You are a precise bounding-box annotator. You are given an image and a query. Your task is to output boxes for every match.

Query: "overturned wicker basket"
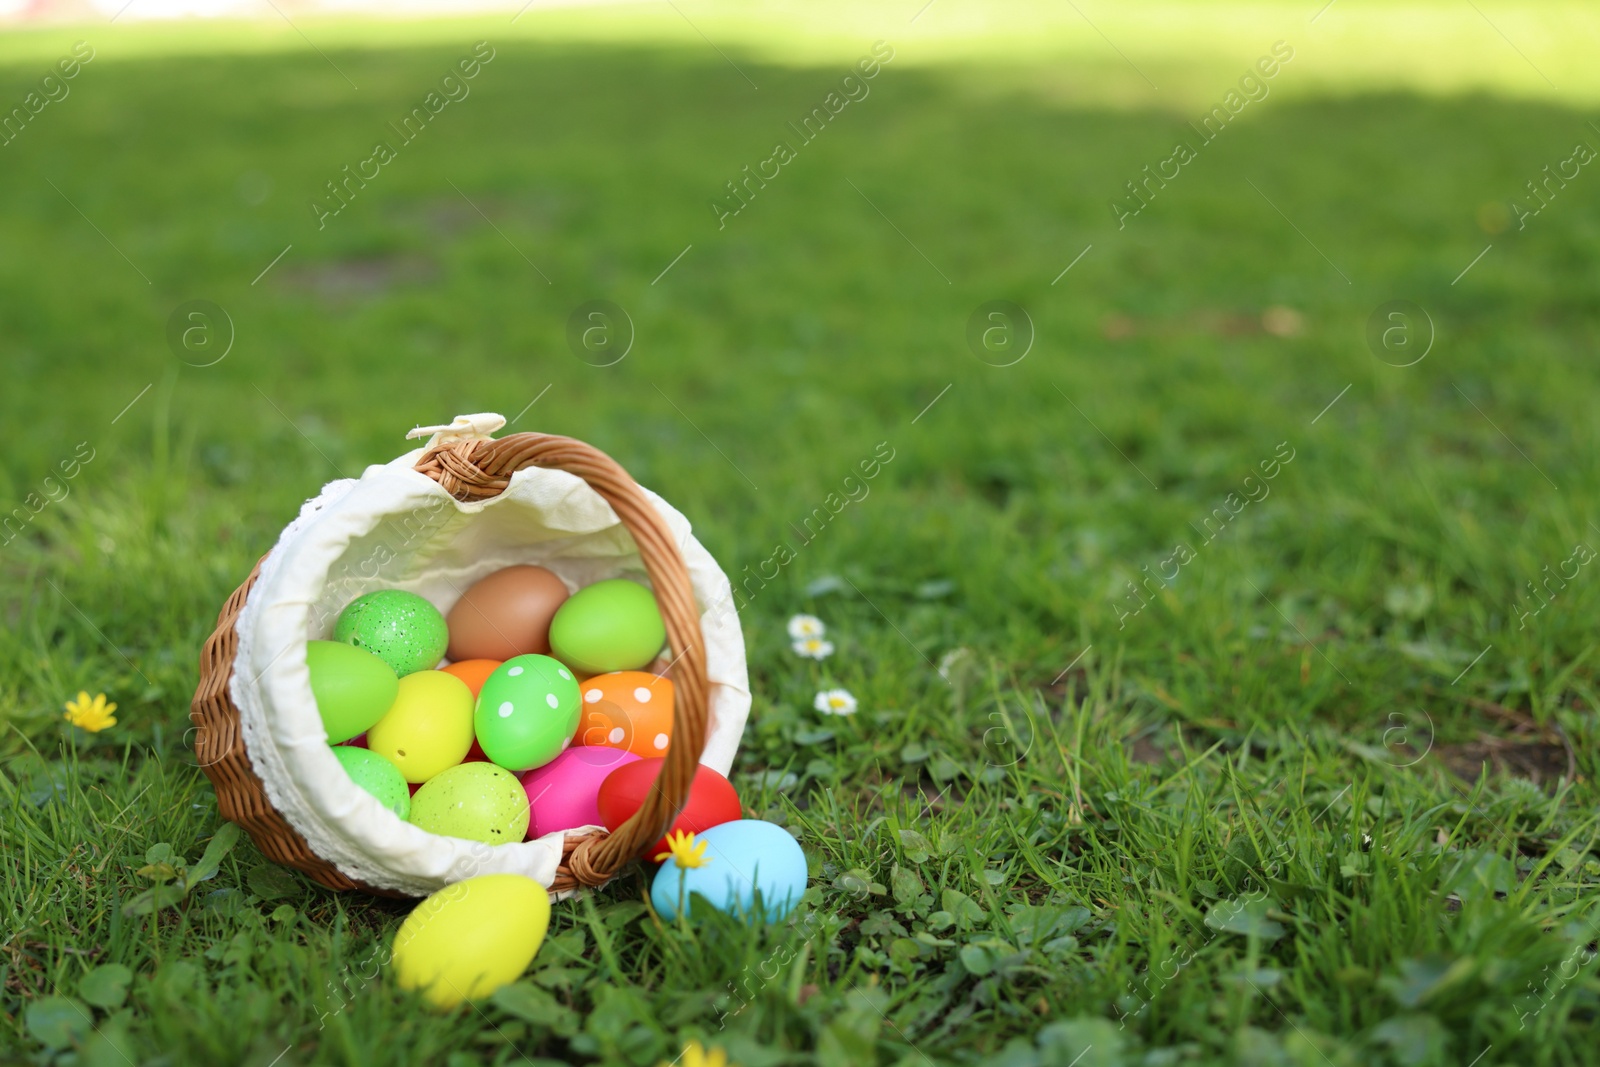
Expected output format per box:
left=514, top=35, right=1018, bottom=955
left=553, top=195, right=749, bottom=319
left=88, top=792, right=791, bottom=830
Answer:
left=191, top=430, right=716, bottom=896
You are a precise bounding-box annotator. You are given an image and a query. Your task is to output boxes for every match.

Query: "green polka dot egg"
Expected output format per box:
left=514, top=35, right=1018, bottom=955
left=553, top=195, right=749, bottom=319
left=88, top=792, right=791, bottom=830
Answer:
left=333, top=590, right=449, bottom=677
left=474, top=654, right=581, bottom=771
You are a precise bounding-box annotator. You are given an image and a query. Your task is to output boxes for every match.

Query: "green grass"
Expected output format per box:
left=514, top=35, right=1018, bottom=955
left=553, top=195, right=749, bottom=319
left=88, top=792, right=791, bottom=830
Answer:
left=3, top=2, right=1600, bottom=1064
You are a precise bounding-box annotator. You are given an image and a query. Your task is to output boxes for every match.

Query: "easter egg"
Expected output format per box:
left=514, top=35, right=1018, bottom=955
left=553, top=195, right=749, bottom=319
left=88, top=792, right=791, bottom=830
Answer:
left=367, top=670, right=474, bottom=783
left=575, top=671, right=674, bottom=758
left=520, top=747, right=640, bottom=839
left=392, top=874, right=551, bottom=1008
left=305, top=639, right=398, bottom=744
left=333, top=589, right=449, bottom=677
left=440, top=659, right=501, bottom=764
left=548, top=579, right=666, bottom=675
left=331, top=745, right=411, bottom=820
left=650, top=820, right=807, bottom=922
left=445, top=663, right=500, bottom=768
left=442, top=659, right=502, bottom=698
left=409, top=762, right=530, bottom=844
left=446, top=566, right=570, bottom=662
left=473, top=655, right=581, bottom=771
left=597, top=757, right=741, bottom=859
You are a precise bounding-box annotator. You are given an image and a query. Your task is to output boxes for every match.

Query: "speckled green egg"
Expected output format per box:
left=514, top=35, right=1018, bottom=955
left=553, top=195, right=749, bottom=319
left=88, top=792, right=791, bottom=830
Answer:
left=547, top=579, right=666, bottom=674
left=333, top=590, right=449, bottom=677
left=474, top=655, right=581, bottom=771
left=331, top=745, right=411, bottom=820
left=409, top=762, right=530, bottom=844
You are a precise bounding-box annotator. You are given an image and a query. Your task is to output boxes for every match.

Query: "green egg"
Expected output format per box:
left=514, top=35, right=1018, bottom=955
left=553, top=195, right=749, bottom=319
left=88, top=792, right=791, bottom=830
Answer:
left=333, top=590, right=449, bottom=677
left=474, top=655, right=581, bottom=771
left=547, top=579, right=666, bottom=675
left=306, top=639, right=399, bottom=743
left=409, top=762, right=530, bottom=844
left=331, top=745, right=411, bottom=820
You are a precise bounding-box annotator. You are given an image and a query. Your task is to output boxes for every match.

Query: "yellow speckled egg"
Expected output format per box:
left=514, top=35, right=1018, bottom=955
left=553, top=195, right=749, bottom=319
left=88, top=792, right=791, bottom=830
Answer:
left=392, top=873, right=551, bottom=1008
left=367, top=670, right=474, bottom=783
left=409, top=762, right=530, bottom=844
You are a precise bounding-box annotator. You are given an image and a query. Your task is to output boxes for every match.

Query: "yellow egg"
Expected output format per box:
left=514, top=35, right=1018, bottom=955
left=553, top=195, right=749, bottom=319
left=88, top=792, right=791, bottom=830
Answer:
left=392, top=874, right=551, bottom=1008
left=367, top=670, right=473, bottom=783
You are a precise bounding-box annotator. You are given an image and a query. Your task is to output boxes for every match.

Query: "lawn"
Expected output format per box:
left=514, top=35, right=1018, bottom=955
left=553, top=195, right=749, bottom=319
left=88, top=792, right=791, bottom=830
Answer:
left=3, top=1, right=1600, bottom=1064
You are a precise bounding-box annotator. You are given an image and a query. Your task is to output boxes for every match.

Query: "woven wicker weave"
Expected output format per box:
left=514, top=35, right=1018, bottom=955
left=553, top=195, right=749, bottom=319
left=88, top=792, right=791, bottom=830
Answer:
left=190, top=432, right=709, bottom=895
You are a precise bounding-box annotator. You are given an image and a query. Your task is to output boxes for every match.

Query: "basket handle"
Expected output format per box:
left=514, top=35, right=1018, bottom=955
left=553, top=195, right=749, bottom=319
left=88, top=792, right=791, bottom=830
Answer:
left=414, top=432, right=710, bottom=890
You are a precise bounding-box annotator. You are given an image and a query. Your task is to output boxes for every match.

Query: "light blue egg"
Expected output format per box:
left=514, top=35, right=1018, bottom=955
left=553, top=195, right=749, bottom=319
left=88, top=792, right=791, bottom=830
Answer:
left=650, top=820, right=807, bottom=922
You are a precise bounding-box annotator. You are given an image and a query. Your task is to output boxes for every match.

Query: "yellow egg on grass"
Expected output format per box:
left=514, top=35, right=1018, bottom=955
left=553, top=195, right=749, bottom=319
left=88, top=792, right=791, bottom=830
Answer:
left=392, top=874, right=551, bottom=1008
left=367, top=670, right=474, bottom=783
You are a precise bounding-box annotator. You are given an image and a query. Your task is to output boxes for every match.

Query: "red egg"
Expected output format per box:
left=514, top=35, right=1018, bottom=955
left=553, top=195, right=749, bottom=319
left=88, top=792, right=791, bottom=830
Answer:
left=596, top=757, right=741, bottom=860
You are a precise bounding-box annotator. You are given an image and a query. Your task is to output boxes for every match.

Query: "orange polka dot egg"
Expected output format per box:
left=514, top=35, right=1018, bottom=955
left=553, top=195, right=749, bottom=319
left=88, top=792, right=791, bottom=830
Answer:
left=575, top=671, right=674, bottom=757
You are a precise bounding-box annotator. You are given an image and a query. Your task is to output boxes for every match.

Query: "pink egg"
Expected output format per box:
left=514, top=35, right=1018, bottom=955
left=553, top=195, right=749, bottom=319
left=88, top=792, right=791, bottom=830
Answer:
left=520, top=747, right=640, bottom=840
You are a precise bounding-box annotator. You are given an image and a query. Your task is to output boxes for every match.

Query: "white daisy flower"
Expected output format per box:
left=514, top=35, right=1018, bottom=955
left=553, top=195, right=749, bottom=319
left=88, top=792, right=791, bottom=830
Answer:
left=813, top=688, right=858, bottom=716
left=792, top=637, right=835, bottom=660
left=788, top=614, right=826, bottom=639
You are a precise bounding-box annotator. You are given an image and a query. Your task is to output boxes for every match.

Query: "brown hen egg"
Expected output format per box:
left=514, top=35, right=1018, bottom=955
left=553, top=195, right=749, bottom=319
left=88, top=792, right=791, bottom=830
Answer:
left=446, top=566, right=570, bottom=662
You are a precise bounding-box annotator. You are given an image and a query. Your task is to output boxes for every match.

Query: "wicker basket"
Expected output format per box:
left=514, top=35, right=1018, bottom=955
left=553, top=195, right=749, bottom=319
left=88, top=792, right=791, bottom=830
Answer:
left=190, top=427, right=735, bottom=896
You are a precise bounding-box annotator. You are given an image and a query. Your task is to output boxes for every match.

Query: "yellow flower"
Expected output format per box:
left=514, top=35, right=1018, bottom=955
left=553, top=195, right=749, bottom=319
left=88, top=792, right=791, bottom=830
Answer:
left=662, top=1041, right=729, bottom=1067
left=64, top=691, right=117, bottom=733
left=654, top=829, right=710, bottom=869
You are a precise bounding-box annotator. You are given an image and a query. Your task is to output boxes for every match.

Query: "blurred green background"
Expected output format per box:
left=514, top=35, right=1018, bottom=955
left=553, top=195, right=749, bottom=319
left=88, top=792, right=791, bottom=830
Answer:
left=3, top=2, right=1600, bottom=1064
left=4, top=0, right=1598, bottom=742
